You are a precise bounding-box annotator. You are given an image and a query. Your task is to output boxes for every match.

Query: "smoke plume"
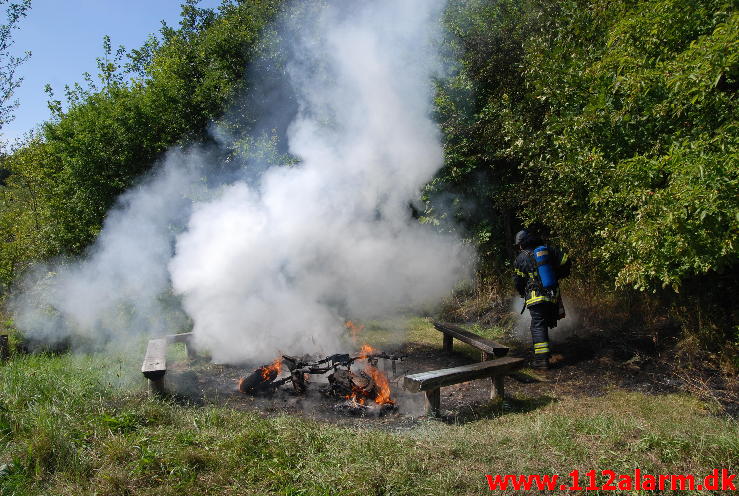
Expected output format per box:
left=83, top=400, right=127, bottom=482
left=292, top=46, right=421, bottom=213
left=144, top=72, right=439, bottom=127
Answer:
left=11, top=0, right=474, bottom=363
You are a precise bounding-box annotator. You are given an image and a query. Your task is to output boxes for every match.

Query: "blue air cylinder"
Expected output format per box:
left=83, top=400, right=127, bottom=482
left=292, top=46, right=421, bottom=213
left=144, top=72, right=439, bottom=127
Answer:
left=533, top=245, right=557, bottom=289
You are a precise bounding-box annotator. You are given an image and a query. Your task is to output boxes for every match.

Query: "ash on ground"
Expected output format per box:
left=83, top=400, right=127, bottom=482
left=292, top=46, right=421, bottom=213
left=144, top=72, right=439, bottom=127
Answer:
left=161, top=329, right=735, bottom=429
left=164, top=355, right=427, bottom=429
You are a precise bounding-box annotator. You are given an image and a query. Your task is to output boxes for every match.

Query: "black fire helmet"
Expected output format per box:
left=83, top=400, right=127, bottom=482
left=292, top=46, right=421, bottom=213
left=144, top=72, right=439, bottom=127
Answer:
left=514, top=229, right=529, bottom=246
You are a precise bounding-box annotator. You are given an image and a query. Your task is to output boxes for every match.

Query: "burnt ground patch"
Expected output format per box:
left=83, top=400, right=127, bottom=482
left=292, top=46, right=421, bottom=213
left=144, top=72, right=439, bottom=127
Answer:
left=160, top=319, right=738, bottom=428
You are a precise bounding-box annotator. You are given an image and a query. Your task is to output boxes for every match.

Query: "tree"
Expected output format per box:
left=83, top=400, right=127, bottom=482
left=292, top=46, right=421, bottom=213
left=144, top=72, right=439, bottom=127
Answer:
left=0, top=0, right=30, bottom=131
left=0, top=0, right=284, bottom=264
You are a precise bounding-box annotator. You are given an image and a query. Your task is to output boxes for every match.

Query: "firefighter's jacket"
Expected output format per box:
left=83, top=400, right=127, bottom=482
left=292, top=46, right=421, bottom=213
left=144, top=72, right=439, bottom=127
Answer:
left=513, top=246, right=571, bottom=306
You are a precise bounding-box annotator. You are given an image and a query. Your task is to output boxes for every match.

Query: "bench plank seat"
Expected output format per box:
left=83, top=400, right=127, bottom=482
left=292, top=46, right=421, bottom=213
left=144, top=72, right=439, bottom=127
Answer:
left=141, top=338, right=167, bottom=378
left=404, top=356, right=524, bottom=392
left=141, top=338, right=168, bottom=394
left=141, top=333, right=198, bottom=395
left=404, top=356, right=525, bottom=416
left=165, top=332, right=193, bottom=344
left=433, top=321, right=509, bottom=359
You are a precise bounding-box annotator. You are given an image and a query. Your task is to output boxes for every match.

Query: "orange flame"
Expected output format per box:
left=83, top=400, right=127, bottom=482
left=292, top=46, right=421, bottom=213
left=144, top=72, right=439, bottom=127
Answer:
left=345, top=320, right=365, bottom=341
left=345, top=393, right=366, bottom=406
left=358, top=343, right=376, bottom=360
left=342, top=345, right=394, bottom=406
left=261, top=357, right=282, bottom=381
left=366, top=365, right=394, bottom=405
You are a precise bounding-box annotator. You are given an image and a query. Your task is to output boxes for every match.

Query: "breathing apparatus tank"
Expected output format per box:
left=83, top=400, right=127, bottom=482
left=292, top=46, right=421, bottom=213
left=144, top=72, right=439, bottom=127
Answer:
left=533, top=245, right=557, bottom=289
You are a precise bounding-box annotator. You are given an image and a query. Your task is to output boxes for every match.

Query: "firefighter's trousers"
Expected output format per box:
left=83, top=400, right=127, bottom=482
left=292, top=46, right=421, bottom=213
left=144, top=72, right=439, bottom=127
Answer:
left=528, top=302, right=557, bottom=358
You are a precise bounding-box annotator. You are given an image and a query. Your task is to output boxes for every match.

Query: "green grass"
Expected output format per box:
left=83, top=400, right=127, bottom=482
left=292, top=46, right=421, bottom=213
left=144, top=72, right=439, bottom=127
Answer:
left=0, top=321, right=737, bottom=495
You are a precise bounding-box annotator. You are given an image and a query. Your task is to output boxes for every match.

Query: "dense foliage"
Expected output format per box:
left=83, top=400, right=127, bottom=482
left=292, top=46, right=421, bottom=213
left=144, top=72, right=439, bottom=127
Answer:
left=0, top=0, right=736, bottom=355
left=436, top=0, right=737, bottom=290
left=0, top=0, right=282, bottom=281
left=433, top=0, right=737, bottom=354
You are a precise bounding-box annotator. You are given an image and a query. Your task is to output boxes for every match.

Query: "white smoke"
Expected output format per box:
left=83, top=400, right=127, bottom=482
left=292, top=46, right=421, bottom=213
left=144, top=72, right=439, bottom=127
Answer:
left=11, top=0, right=474, bottom=363
left=10, top=149, right=209, bottom=347
left=512, top=296, right=582, bottom=346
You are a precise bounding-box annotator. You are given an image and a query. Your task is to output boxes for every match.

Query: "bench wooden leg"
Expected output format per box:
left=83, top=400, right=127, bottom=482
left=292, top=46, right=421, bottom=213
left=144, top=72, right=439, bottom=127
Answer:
left=443, top=334, right=453, bottom=353
left=185, top=343, right=197, bottom=360
left=148, top=376, right=166, bottom=396
left=425, top=388, right=441, bottom=416
left=0, top=334, right=8, bottom=362
left=490, top=375, right=505, bottom=399
left=481, top=351, right=489, bottom=361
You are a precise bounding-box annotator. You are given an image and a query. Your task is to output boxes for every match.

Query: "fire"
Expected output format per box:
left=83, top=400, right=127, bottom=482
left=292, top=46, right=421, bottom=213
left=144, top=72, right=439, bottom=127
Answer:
left=366, top=365, right=394, bottom=405
left=341, top=344, right=395, bottom=406
left=345, top=393, right=366, bottom=406
left=261, top=356, right=283, bottom=381
left=358, top=343, right=376, bottom=360
left=344, top=320, right=365, bottom=341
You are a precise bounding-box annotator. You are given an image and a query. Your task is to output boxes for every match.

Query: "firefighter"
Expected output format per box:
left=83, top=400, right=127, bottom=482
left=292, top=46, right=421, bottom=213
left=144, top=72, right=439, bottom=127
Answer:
left=513, top=229, right=571, bottom=369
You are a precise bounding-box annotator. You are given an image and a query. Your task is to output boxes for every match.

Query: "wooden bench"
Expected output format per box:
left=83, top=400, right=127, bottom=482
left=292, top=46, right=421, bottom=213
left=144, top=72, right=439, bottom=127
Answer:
left=0, top=334, right=8, bottom=362
left=403, top=356, right=525, bottom=416
left=141, top=332, right=195, bottom=395
left=433, top=321, right=509, bottom=360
